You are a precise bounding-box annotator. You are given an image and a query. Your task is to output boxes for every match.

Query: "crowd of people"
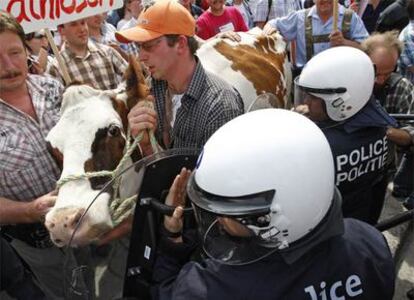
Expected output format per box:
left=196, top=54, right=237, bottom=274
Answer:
left=1, top=0, right=414, bottom=298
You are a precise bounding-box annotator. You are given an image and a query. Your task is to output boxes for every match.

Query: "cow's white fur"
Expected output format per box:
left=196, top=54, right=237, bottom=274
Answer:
left=46, top=86, right=126, bottom=236
left=197, top=30, right=290, bottom=110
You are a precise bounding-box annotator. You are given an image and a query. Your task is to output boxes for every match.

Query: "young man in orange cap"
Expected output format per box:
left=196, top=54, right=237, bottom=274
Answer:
left=116, top=0, right=244, bottom=154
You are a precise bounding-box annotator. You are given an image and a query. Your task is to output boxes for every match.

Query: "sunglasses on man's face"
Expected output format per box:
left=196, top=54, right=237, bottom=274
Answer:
left=25, top=32, right=46, bottom=40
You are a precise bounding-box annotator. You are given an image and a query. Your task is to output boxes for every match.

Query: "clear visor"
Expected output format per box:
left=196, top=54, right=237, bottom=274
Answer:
left=293, top=77, right=347, bottom=111
left=193, top=205, right=280, bottom=265
left=188, top=175, right=280, bottom=265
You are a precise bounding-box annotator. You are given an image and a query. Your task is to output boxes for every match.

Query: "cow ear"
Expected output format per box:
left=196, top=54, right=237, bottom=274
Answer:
left=46, top=142, right=64, bottom=171
left=124, top=55, right=151, bottom=110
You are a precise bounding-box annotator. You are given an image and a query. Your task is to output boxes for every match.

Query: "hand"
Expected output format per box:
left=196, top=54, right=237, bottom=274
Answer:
left=217, top=31, right=241, bottom=42
left=349, top=2, right=359, bottom=13
left=329, top=30, right=345, bottom=47
left=263, top=23, right=277, bottom=35
left=293, top=104, right=310, bottom=116
left=97, top=216, right=133, bottom=246
left=163, top=168, right=192, bottom=238
left=30, top=191, right=57, bottom=222
left=386, top=127, right=412, bottom=146
left=127, top=96, right=158, bottom=153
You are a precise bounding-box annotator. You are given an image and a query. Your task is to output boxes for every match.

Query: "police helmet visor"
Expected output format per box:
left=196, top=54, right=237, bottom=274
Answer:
left=188, top=174, right=279, bottom=265
left=293, top=77, right=347, bottom=108
left=192, top=205, right=280, bottom=265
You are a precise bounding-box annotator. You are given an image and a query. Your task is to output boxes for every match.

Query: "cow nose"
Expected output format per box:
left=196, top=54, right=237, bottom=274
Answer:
left=46, top=207, right=86, bottom=235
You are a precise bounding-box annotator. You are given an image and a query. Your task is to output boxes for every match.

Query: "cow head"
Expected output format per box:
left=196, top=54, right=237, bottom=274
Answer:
left=45, top=58, right=150, bottom=247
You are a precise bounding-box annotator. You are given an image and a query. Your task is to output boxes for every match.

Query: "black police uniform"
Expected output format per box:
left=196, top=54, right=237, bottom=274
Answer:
left=318, top=99, right=395, bottom=224
left=151, top=218, right=394, bottom=300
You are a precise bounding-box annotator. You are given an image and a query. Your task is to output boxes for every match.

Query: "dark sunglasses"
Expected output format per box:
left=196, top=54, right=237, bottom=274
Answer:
left=25, top=32, right=46, bottom=40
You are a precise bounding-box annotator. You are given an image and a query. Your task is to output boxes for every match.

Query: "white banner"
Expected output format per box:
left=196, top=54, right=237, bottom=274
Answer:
left=0, top=0, right=124, bottom=33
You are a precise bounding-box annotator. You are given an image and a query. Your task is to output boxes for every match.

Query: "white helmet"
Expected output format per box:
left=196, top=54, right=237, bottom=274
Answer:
left=295, top=46, right=375, bottom=121
left=187, top=109, right=336, bottom=265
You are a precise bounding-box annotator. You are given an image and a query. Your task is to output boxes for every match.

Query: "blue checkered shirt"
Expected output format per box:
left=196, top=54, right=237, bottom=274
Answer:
left=152, top=60, right=244, bottom=149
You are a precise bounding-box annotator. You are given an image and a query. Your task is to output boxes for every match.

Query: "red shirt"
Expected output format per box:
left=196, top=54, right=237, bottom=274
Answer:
left=196, top=7, right=248, bottom=40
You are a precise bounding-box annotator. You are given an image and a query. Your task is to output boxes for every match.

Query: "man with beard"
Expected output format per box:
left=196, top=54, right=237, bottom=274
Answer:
left=0, top=11, right=66, bottom=299
left=362, top=31, right=414, bottom=208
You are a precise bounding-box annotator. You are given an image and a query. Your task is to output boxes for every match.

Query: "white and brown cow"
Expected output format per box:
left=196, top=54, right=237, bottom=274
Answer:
left=198, top=29, right=291, bottom=110
left=44, top=59, right=149, bottom=247
left=44, top=29, right=291, bottom=247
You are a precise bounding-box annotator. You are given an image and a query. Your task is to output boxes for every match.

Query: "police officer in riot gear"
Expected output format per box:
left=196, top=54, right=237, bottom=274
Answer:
left=152, top=109, right=395, bottom=300
left=295, top=46, right=397, bottom=225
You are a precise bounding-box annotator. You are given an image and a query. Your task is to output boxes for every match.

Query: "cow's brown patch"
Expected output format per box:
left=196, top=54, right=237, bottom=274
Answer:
left=47, top=142, right=64, bottom=170
left=84, top=127, right=126, bottom=190
left=214, top=36, right=287, bottom=108
left=110, top=97, right=129, bottom=132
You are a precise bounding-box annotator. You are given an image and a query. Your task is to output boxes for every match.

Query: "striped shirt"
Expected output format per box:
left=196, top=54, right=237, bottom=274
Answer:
left=254, top=0, right=299, bottom=23
left=48, top=41, right=127, bottom=90
left=152, top=60, right=244, bottom=149
left=0, top=75, right=63, bottom=202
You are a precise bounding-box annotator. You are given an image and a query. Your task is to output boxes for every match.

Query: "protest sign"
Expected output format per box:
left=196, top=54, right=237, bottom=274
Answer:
left=0, top=0, right=123, bottom=33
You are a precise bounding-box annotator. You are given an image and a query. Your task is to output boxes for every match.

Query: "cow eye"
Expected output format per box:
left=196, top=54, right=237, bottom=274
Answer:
left=107, top=124, right=121, bottom=137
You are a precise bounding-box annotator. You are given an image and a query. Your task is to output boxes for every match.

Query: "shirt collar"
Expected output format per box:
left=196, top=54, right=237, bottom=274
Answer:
left=310, top=4, right=345, bottom=19
left=65, top=40, right=99, bottom=59
left=183, top=58, right=206, bottom=102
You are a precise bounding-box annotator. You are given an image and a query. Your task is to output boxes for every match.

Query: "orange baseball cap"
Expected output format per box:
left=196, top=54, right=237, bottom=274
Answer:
left=115, top=0, right=196, bottom=43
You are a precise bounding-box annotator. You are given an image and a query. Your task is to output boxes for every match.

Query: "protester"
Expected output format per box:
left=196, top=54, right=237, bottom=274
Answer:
left=376, top=0, right=409, bottom=33
left=350, top=0, right=388, bottom=33
left=151, top=109, right=395, bottom=300
left=48, top=18, right=127, bottom=89
left=196, top=0, right=249, bottom=40
left=263, top=0, right=368, bottom=75
left=117, top=0, right=142, bottom=30
left=226, top=0, right=254, bottom=29
left=180, top=0, right=204, bottom=20
left=295, top=46, right=397, bottom=224
left=361, top=31, right=414, bottom=142
left=116, top=0, right=244, bottom=154
left=86, top=13, right=118, bottom=45
left=362, top=31, right=414, bottom=209
left=398, top=0, right=414, bottom=83
left=0, top=11, right=66, bottom=299
left=254, top=0, right=300, bottom=28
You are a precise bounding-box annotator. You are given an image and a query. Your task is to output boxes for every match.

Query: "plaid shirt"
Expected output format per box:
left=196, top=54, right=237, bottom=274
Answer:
left=0, top=75, right=62, bottom=202
left=48, top=41, right=127, bottom=90
left=375, top=73, right=414, bottom=114
left=398, top=21, right=414, bottom=83
left=374, top=73, right=414, bottom=143
left=152, top=60, right=244, bottom=149
left=254, top=0, right=299, bottom=22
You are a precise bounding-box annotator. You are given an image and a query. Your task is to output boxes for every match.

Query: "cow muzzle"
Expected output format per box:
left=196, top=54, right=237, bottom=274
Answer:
left=45, top=206, right=112, bottom=247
